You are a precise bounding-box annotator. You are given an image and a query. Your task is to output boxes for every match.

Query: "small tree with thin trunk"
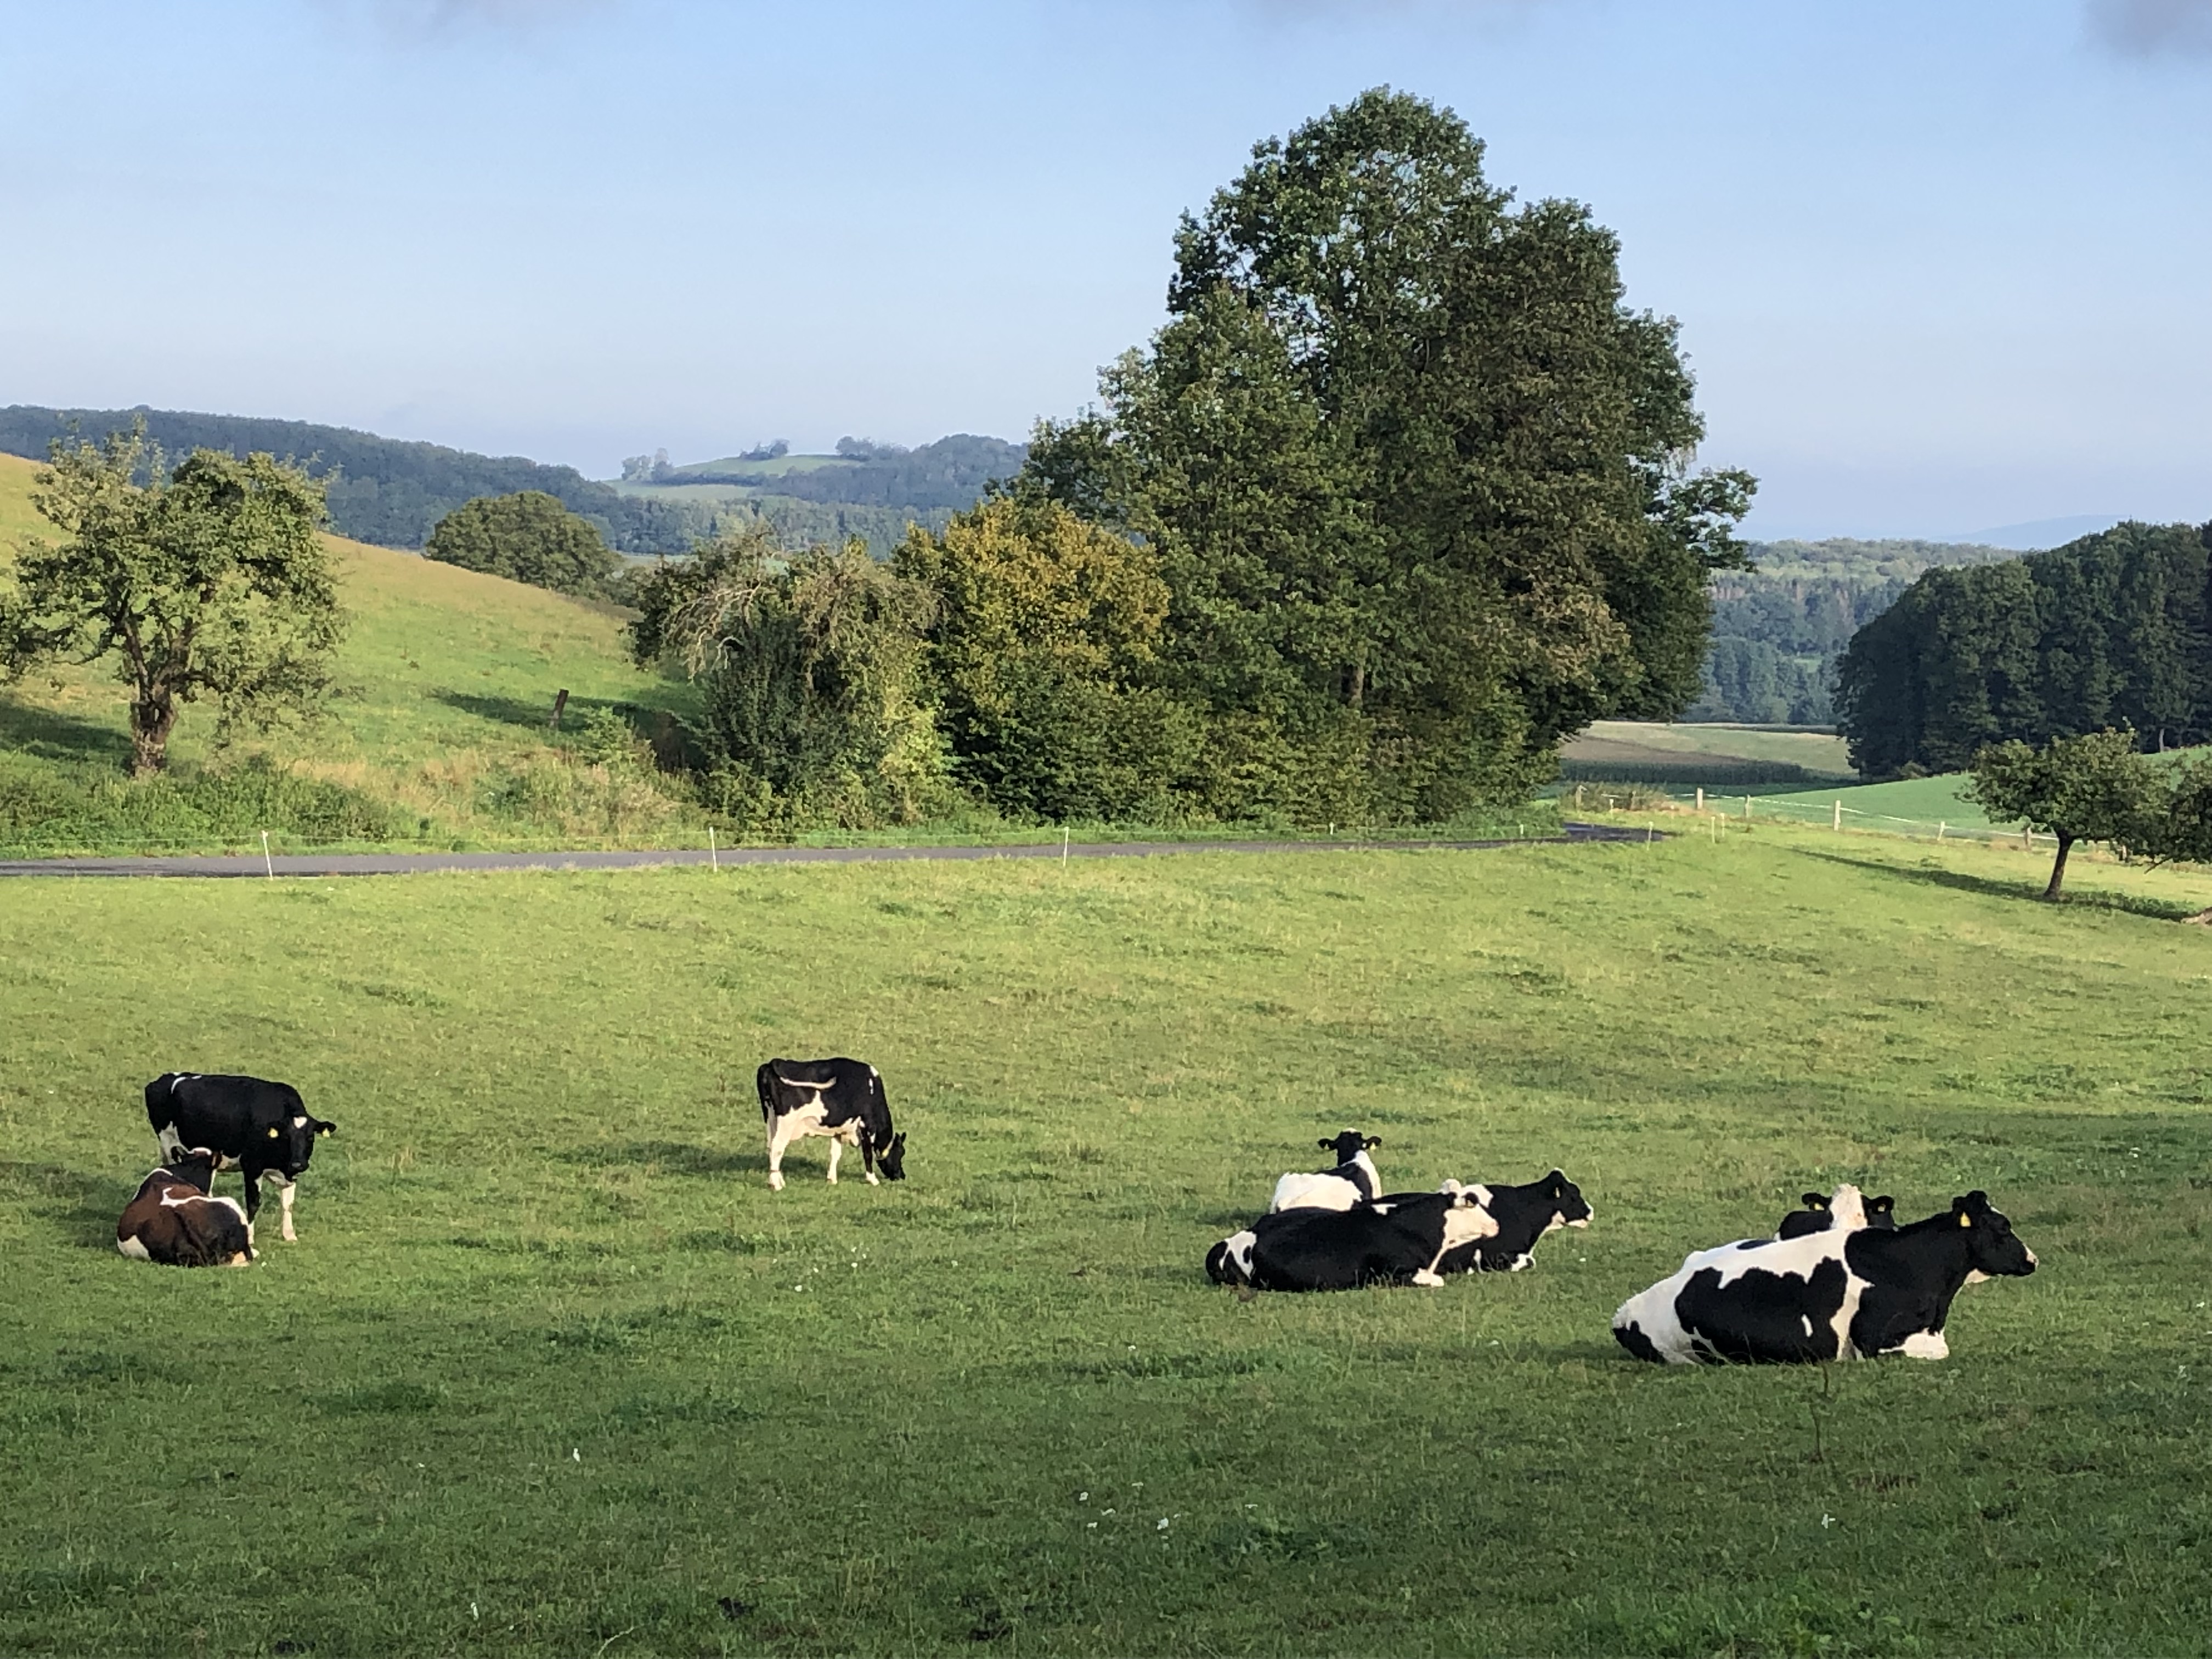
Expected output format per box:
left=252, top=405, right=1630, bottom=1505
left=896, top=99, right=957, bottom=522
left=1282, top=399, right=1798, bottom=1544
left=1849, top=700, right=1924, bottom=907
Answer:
left=1965, top=729, right=2158, bottom=900
left=0, top=424, right=342, bottom=775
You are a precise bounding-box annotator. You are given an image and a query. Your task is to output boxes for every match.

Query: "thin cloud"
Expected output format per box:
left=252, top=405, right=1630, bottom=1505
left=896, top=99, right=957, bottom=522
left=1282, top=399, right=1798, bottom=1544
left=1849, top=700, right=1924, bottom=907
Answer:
left=2086, top=0, right=2212, bottom=56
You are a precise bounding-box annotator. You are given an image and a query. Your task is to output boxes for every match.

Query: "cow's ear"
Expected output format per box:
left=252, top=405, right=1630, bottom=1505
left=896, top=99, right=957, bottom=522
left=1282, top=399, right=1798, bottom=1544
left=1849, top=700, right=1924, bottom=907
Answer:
left=317, top=1122, right=335, bottom=1137
left=1317, top=1138, right=1334, bottom=1150
left=1364, top=1136, right=1382, bottom=1149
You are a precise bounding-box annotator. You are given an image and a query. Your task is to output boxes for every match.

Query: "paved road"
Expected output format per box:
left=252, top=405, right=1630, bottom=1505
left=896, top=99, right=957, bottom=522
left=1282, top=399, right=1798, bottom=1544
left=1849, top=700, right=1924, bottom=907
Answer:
left=0, top=822, right=1656, bottom=878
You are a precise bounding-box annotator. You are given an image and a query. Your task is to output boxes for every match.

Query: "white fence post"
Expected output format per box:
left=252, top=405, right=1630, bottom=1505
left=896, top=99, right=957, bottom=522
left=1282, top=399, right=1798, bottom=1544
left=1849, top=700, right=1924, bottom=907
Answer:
left=261, top=830, right=274, bottom=881
left=1743, top=796, right=1752, bottom=821
left=709, top=826, right=718, bottom=871
left=1937, top=821, right=1945, bottom=843
left=1696, top=787, right=1705, bottom=814
left=1832, top=800, right=1842, bottom=832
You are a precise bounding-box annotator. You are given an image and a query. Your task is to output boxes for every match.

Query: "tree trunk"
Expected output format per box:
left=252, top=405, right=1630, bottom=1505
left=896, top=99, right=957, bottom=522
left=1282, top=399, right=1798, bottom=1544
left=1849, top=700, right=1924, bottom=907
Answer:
left=129, top=695, right=176, bottom=775
left=2042, top=832, right=2074, bottom=900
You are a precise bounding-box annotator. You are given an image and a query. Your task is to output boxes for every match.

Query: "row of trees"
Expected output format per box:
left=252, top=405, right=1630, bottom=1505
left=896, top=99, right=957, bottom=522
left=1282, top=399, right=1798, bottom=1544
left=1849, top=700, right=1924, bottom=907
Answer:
left=627, top=90, right=1755, bottom=827
left=1837, top=521, right=2212, bottom=776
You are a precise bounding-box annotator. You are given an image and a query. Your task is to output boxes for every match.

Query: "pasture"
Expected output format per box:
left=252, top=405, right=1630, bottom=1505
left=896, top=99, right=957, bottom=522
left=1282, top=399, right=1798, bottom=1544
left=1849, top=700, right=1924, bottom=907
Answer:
left=2, top=828, right=2209, bottom=1655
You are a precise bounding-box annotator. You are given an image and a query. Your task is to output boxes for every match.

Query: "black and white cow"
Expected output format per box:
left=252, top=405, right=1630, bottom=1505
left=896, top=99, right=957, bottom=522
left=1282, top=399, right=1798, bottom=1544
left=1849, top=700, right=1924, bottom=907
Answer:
left=757, top=1058, right=905, bottom=1192
left=1432, top=1170, right=1594, bottom=1273
left=1206, top=1185, right=1499, bottom=1291
left=116, top=1150, right=254, bottom=1268
left=145, top=1074, right=336, bottom=1243
left=1268, top=1130, right=1383, bottom=1213
left=1612, top=1189, right=2037, bottom=1365
left=1775, top=1188, right=1895, bottom=1240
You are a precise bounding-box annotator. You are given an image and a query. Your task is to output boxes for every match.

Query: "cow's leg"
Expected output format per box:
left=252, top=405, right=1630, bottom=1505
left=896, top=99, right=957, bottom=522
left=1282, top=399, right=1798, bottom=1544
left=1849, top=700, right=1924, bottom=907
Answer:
left=826, top=1136, right=843, bottom=1184
left=862, top=1135, right=879, bottom=1186
left=766, top=1116, right=788, bottom=1192
left=273, top=1176, right=298, bottom=1243
left=155, top=1124, right=183, bottom=1162
left=240, top=1171, right=264, bottom=1232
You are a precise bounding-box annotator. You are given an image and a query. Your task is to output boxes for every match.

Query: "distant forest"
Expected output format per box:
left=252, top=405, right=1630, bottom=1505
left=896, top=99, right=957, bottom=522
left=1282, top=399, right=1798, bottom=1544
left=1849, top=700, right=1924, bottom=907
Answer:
left=678, top=435, right=1026, bottom=511
left=0, top=406, right=1008, bottom=556
left=1837, top=520, right=2212, bottom=776
left=1688, top=538, right=2021, bottom=724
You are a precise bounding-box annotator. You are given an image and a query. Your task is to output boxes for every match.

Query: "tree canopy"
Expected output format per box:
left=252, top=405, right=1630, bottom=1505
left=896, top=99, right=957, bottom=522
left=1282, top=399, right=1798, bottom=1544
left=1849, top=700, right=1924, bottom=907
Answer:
left=425, top=491, right=621, bottom=597
left=1965, top=729, right=2160, bottom=899
left=1020, top=87, right=1753, bottom=822
left=0, top=424, right=342, bottom=774
left=1836, top=521, right=2212, bottom=776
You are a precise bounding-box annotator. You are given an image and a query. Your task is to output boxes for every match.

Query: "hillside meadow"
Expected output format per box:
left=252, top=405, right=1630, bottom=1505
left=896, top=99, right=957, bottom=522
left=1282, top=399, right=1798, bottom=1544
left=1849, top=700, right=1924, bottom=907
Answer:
left=2, top=824, right=2208, bottom=1655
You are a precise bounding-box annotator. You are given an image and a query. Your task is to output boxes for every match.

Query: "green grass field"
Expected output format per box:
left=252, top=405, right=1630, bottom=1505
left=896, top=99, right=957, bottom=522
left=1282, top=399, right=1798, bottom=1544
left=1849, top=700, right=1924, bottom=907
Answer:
left=3, top=826, right=2208, bottom=1655
left=1751, top=775, right=1991, bottom=833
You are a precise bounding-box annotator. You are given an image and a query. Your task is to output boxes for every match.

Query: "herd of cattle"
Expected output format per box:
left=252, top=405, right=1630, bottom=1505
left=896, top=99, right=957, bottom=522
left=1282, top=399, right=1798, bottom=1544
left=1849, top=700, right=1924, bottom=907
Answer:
left=115, top=1062, right=2036, bottom=1367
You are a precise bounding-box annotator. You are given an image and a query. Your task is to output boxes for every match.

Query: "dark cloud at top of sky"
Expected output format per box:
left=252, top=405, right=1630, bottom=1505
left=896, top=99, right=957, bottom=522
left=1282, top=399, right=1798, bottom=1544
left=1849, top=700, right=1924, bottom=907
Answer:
left=2086, top=0, right=2212, bottom=56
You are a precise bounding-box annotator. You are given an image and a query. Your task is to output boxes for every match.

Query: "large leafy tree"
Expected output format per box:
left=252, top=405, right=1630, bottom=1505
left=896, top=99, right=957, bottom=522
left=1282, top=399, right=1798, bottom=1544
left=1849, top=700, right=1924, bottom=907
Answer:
left=628, top=527, right=947, bottom=825
left=1025, top=88, right=1753, bottom=821
left=0, top=424, right=341, bottom=775
left=425, top=490, right=619, bottom=596
left=895, top=497, right=1197, bottom=821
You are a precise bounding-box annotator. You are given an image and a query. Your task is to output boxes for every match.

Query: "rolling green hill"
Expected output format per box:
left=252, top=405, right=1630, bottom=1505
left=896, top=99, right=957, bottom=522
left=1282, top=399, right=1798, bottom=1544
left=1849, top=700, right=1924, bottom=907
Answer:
left=0, top=450, right=703, bottom=851
left=1560, top=720, right=1856, bottom=786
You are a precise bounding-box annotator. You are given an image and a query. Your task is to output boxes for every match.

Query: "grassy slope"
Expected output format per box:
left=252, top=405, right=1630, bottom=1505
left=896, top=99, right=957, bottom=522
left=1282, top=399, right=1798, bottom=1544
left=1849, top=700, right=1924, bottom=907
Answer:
left=1, top=826, right=2207, bottom=1655
left=1, top=452, right=699, bottom=845
left=1757, top=774, right=1990, bottom=830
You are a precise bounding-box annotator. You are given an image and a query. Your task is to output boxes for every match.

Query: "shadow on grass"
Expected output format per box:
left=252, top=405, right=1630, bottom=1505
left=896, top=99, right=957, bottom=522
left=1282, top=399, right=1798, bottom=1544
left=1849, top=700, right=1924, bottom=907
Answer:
left=432, top=691, right=704, bottom=770
left=0, top=697, right=132, bottom=767
left=564, top=1139, right=766, bottom=1177
left=2, top=1160, right=134, bottom=1252
left=1789, top=846, right=2204, bottom=922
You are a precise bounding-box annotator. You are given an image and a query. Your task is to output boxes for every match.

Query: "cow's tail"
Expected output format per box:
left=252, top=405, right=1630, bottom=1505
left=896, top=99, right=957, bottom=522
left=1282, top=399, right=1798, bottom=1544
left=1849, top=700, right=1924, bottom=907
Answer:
left=754, top=1062, right=777, bottom=1124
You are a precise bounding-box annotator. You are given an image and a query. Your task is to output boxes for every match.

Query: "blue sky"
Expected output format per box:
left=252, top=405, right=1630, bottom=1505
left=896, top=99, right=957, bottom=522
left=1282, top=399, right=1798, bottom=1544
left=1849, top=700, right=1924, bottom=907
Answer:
left=1, top=0, right=2205, bottom=539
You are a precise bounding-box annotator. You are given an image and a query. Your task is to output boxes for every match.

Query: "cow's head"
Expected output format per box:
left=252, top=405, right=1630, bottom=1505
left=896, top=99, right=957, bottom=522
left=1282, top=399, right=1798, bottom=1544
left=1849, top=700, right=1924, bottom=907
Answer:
left=269, top=1113, right=336, bottom=1176
left=1866, top=1194, right=1897, bottom=1229
left=1206, top=1230, right=1256, bottom=1286
left=1319, top=1130, right=1380, bottom=1164
left=876, top=1130, right=907, bottom=1182
left=168, top=1147, right=221, bottom=1192
left=1952, top=1192, right=2035, bottom=1276
left=1544, top=1169, right=1593, bottom=1228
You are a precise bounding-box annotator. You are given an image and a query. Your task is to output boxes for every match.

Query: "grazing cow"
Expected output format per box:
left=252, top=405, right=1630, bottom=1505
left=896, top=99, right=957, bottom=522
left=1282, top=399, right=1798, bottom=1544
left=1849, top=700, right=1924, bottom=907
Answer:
left=116, top=1150, right=253, bottom=1267
left=145, top=1074, right=336, bottom=1243
left=1612, top=1189, right=2036, bottom=1365
left=1776, top=1188, right=1895, bottom=1239
left=1433, top=1169, right=1594, bottom=1273
left=757, top=1058, right=905, bottom=1192
left=1268, top=1130, right=1383, bottom=1213
left=1206, top=1185, right=1499, bottom=1291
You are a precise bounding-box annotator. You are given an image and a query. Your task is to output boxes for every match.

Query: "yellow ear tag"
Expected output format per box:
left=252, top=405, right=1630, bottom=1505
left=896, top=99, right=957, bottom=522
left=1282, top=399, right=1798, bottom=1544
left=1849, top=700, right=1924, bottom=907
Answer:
left=269, top=1127, right=280, bottom=1138
left=1958, top=1212, right=1972, bottom=1227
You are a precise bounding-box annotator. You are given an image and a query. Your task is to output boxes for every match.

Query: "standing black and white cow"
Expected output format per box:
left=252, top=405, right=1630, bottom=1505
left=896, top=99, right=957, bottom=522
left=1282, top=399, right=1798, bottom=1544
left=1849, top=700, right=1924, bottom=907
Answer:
left=116, top=1149, right=254, bottom=1268
left=1612, top=1189, right=2037, bottom=1365
left=144, top=1074, right=336, bottom=1243
left=757, top=1058, right=905, bottom=1192
left=1268, top=1130, right=1383, bottom=1212
left=1776, top=1188, right=1895, bottom=1239
left=1206, top=1185, right=1499, bottom=1291
left=1432, top=1170, right=1594, bottom=1273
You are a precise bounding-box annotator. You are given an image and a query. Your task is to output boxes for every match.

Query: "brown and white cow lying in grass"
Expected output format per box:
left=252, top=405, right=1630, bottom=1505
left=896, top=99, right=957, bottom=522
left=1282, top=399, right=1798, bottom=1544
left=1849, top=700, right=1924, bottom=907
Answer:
left=116, top=1150, right=254, bottom=1268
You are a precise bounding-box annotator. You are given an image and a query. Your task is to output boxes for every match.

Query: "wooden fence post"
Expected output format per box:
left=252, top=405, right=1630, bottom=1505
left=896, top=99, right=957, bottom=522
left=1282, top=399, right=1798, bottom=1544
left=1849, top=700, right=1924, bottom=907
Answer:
left=548, top=689, right=569, bottom=730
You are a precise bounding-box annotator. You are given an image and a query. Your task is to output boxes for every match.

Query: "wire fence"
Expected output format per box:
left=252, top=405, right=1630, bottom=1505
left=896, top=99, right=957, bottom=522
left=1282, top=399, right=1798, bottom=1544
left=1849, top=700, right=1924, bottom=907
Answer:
left=1666, top=787, right=2038, bottom=847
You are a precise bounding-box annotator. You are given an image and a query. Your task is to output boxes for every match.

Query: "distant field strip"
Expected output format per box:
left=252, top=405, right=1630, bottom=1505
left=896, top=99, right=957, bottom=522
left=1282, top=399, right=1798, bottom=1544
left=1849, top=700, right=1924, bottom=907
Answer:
left=1559, top=721, right=1856, bottom=785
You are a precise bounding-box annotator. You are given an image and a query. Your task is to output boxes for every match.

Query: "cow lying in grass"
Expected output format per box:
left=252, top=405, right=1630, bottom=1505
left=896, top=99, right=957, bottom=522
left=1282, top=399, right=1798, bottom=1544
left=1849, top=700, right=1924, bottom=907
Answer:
left=1612, top=1188, right=2036, bottom=1364
left=1207, top=1185, right=1498, bottom=1290
left=1268, top=1130, right=1382, bottom=1212
left=1433, top=1171, right=1594, bottom=1273
left=1775, top=1188, right=1895, bottom=1239
left=116, top=1150, right=253, bottom=1268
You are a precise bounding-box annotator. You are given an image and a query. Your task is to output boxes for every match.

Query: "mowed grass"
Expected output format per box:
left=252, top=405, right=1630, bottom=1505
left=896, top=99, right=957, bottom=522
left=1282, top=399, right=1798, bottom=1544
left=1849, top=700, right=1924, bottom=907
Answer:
left=2, top=831, right=2209, bottom=1655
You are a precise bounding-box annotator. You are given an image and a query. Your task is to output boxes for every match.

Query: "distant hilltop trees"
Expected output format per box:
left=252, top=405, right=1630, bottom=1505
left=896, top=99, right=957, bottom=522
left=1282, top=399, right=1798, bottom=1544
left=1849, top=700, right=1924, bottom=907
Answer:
left=0, top=407, right=1023, bottom=557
